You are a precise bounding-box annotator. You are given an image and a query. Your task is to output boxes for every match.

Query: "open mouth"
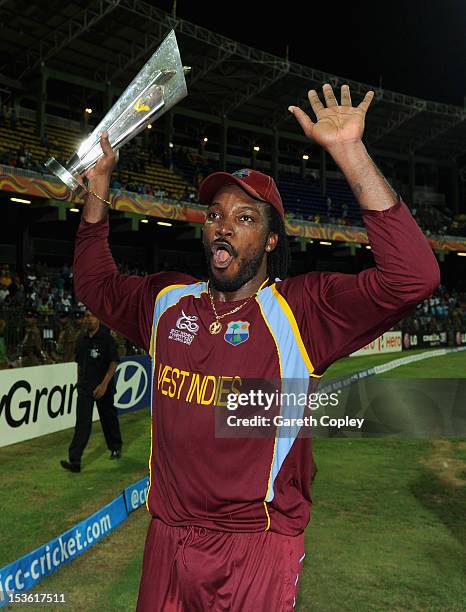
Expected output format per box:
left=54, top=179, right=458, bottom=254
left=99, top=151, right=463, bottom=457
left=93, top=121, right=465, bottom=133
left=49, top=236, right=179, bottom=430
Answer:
left=211, top=241, right=234, bottom=269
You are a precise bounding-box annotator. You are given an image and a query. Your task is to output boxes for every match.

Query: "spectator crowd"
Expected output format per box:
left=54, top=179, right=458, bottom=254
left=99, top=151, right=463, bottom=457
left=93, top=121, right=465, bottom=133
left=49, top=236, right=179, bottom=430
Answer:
left=1, top=257, right=465, bottom=369
left=0, top=262, right=144, bottom=368
left=1, top=110, right=463, bottom=236
left=401, top=285, right=466, bottom=335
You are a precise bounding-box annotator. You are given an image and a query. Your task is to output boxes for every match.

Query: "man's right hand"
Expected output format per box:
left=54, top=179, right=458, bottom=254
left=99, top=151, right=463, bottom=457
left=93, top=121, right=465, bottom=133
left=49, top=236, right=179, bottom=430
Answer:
left=83, top=131, right=118, bottom=199
left=80, top=132, right=118, bottom=222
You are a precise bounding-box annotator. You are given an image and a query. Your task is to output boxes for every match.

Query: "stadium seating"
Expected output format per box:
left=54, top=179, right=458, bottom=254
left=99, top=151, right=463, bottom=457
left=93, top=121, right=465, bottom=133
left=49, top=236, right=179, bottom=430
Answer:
left=172, top=149, right=361, bottom=223
left=0, top=118, right=195, bottom=200
left=276, top=173, right=361, bottom=223
left=0, top=113, right=461, bottom=234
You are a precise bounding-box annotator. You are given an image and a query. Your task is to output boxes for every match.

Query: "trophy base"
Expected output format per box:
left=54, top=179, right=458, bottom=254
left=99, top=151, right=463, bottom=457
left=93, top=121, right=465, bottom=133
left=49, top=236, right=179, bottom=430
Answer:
left=44, top=157, right=81, bottom=192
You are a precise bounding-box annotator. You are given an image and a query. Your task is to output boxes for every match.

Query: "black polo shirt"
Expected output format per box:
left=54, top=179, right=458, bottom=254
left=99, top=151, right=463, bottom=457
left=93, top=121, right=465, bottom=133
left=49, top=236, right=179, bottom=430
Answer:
left=75, top=326, right=119, bottom=391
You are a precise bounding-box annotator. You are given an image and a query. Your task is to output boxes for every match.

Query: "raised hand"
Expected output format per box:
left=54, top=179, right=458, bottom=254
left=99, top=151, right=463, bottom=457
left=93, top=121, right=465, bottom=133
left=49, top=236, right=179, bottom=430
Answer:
left=289, top=84, right=374, bottom=151
left=80, top=132, right=118, bottom=221
left=84, top=131, right=118, bottom=187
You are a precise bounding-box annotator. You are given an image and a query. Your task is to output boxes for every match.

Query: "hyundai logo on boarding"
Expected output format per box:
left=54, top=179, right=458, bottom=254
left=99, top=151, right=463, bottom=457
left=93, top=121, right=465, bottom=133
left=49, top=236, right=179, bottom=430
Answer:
left=114, top=360, right=149, bottom=410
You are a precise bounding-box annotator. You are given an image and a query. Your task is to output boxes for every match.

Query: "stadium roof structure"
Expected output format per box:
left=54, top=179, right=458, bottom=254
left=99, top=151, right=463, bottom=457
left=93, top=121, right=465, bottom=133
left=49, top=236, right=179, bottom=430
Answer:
left=1, top=0, right=466, bottom=165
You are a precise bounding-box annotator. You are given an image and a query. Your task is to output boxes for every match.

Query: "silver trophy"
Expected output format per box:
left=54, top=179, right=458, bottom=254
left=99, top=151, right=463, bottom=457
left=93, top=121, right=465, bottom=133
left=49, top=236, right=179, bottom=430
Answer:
left=44, top=30, right=189, bottom=192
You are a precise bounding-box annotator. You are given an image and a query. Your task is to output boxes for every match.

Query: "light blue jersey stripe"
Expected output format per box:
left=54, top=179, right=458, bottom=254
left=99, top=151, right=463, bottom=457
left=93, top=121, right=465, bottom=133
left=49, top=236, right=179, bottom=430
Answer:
left=256, top=286, right=310, bottom=502
left=150, top=282, right=207, bottom=414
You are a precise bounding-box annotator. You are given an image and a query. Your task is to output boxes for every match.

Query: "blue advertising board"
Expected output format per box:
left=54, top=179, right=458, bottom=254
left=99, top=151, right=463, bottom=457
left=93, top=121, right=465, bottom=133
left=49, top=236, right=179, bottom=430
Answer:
left=114, top=355, right=151, bottom=415
left=0, top=495, right=128, bottom=607
left=123, top=476, right=150, bottom=513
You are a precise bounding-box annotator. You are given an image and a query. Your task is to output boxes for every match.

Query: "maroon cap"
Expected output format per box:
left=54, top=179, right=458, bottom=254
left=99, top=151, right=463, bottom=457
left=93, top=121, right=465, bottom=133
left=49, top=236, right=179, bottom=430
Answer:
left=198, top=169, right=285, bottom=220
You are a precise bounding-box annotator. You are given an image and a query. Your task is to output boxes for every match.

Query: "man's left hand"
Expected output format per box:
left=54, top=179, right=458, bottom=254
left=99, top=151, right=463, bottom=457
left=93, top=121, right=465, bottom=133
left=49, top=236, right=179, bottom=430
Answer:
left=93, top=382, right=107, bottom=400
left=289, top=84, right=374, bottom=152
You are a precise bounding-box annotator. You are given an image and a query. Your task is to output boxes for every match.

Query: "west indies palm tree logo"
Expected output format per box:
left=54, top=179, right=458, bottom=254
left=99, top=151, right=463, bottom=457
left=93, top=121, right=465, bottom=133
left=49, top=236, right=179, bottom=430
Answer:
left=224, top=321, right=250, bottom=346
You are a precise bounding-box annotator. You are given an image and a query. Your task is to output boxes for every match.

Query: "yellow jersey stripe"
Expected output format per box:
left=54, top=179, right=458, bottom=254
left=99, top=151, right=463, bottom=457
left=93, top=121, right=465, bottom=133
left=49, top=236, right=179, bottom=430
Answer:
left=271, top=284, right=317, bottom=376
left=255, top=294, right=281, bottom=528
left=147, top=282, right=207, bottom=509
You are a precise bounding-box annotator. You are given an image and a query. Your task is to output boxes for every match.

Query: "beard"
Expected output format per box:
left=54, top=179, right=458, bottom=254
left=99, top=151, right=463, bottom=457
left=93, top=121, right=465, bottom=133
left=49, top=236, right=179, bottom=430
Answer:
left=204, top=240, right=267, bottom=293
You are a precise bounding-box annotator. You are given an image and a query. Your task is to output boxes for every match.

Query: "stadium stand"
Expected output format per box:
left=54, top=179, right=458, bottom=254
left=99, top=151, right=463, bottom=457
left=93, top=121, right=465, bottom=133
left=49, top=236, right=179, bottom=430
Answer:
left=0, top=260, right=147, bottom=368
left=0, top=241, right=464, bottom=368
left=1, top=111, right=463, bottom=234
left=0, top=116, right=197, bottom=200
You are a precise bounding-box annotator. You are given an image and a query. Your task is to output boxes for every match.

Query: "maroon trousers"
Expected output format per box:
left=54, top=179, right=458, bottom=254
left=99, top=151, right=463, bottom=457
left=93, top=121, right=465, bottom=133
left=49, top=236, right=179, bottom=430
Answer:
left=136, top=518, right=305, bottom=611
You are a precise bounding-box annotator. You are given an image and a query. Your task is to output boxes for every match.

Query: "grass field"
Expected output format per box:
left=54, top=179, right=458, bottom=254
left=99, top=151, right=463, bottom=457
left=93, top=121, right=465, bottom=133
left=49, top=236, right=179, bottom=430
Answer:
left=1, top=348, right=466, bottom=611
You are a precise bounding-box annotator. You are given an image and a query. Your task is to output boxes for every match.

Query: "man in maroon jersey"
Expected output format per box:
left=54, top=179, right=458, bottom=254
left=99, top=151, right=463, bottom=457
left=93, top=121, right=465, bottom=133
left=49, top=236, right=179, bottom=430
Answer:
left=73, top=84, right=439, bottom=611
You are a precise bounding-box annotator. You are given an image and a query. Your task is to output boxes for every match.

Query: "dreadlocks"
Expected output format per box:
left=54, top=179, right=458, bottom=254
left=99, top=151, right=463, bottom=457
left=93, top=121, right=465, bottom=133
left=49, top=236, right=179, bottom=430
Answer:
left=266, top=205, right=290, bottom=281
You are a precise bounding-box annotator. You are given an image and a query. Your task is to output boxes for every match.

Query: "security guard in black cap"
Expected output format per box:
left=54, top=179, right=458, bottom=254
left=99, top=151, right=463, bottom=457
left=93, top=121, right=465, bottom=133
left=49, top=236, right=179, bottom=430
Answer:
left=61, top=310, right=122, bottom=472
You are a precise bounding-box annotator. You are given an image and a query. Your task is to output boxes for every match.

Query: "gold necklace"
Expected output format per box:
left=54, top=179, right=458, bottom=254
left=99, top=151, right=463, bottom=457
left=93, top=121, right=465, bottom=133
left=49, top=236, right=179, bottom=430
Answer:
left=207, top=289, right=254, bottom=335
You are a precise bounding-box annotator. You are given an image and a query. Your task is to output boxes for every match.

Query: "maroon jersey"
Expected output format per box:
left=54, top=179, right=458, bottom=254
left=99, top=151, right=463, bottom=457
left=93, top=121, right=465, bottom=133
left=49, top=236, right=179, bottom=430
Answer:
left=74, top=201, right=439, bottom=535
